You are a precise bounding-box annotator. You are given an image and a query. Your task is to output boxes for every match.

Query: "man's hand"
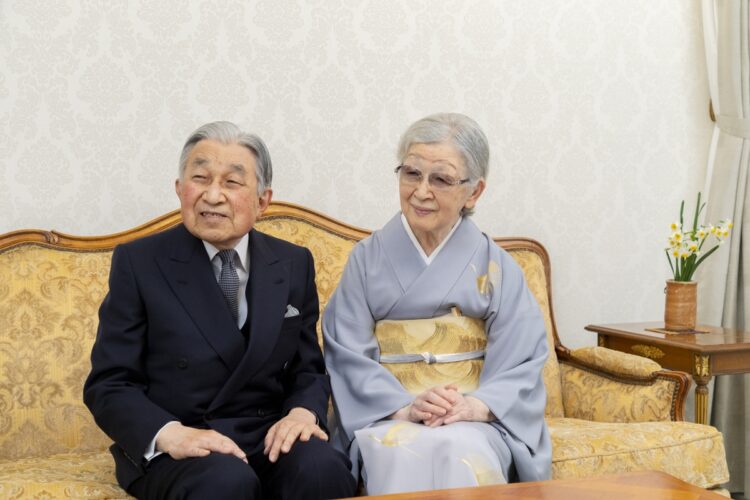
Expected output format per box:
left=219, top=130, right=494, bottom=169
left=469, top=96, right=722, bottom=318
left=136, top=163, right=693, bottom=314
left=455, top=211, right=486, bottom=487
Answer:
left=263, top=407, right=327, bottom=463
left=156, top=422, right=247, bottom=462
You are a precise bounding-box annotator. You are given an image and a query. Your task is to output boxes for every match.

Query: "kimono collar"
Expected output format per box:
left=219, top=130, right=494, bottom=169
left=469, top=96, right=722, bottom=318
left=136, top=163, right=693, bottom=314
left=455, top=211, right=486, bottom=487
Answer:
left=379, top=212, right=484, bottom=301
left=400, top=213, right=463, bottom=265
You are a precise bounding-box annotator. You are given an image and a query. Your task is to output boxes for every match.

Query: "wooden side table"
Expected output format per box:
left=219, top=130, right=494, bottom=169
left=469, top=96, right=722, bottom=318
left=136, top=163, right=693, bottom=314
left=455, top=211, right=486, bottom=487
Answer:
left=585, top=322, right=750, bottom=424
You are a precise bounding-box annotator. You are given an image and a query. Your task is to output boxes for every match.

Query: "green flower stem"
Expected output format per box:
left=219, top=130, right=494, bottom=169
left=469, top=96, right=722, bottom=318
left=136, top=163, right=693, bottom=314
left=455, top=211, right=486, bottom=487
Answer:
left=666, top=249, right=675, bottom=277
left=693, top=244, right=721, bottom=271
left=692, top=192, right=702, bottom=233
left=680, top=200, right=685, bottom=228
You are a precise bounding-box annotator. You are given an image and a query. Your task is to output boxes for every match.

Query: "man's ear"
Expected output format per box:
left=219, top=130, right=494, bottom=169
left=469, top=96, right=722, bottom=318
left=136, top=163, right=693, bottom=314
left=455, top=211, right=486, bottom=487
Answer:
left=175, top=178, right=182, bottom=197
left=258, top=188, right=273, bottom=214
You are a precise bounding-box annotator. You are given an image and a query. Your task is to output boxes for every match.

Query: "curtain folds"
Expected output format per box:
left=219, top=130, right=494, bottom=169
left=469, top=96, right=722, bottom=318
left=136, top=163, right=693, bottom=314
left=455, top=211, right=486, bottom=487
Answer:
left=700, top=0, right=750, bottom=495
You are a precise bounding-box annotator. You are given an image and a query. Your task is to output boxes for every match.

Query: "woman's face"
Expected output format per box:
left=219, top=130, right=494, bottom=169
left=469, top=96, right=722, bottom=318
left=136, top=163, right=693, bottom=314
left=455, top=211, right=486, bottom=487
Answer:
left=398, top=142, right=485, bottom=250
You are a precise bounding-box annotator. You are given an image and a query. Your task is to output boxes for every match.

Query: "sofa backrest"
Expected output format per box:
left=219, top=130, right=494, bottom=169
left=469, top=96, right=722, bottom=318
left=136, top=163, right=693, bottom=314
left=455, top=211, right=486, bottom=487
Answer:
left=0, top=244, right=114, bottom=459
left=0, top=213, right=179, bottom=460
left=0, top=202, right=564, bottom=460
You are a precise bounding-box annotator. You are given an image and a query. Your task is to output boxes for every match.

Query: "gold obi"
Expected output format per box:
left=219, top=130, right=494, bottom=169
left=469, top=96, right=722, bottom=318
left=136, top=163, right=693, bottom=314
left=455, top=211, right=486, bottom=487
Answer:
left=375, top=313, right=487, bottom=395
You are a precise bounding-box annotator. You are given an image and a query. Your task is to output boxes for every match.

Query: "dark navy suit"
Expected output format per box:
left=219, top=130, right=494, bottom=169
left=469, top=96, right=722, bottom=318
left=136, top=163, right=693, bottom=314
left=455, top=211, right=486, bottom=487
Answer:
left=84, top=224, right=354, bottom=499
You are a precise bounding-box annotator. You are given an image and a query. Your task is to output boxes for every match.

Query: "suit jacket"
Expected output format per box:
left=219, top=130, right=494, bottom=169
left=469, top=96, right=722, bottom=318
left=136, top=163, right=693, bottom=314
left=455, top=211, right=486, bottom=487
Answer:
left=83, top=224, right=329, bottom=490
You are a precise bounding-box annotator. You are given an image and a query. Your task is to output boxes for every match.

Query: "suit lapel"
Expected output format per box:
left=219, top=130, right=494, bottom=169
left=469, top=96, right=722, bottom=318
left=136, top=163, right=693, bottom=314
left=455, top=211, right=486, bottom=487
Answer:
left=209, top=230, right=289, bottom=412
left=156, top=225, right=245, bottom=372
left=246, top=230, right=289, bottom=369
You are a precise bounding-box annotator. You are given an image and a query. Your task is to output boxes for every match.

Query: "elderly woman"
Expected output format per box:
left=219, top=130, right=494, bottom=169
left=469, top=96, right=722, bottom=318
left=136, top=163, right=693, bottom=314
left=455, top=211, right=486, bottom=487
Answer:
left=323, top=113, right=551, bottom=494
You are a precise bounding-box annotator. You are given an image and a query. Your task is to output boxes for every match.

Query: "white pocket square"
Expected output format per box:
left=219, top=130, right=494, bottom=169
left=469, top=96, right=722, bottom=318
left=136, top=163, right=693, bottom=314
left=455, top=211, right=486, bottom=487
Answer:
left=284, top=304, right=300, bottom=318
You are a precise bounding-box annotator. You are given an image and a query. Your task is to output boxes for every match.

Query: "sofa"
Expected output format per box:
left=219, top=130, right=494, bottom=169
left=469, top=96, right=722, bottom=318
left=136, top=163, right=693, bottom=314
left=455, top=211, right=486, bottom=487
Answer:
left=0, top=201, right=730, bottom=498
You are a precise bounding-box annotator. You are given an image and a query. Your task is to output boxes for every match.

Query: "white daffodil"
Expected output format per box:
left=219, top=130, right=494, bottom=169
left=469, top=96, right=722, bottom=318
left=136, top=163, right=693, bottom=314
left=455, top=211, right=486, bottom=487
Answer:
left=666, top=193, right=732, bottom=282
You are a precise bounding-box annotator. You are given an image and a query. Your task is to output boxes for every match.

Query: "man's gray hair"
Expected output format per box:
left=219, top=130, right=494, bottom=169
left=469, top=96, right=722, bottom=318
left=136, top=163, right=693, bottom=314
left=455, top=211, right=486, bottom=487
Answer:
left=397, top=113, right=489, bottom=216
left=178, top=121, right=272, bottom=195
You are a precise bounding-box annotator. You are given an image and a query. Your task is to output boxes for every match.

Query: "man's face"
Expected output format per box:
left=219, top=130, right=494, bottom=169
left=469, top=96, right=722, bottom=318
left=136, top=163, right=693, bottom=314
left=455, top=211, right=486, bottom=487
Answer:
left=175, top=139, right=272, bottom=249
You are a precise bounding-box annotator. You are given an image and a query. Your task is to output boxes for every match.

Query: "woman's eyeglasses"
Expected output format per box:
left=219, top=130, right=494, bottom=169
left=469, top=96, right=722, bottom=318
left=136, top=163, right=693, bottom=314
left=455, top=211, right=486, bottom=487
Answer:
left=395, top=165, right=470, bottom=192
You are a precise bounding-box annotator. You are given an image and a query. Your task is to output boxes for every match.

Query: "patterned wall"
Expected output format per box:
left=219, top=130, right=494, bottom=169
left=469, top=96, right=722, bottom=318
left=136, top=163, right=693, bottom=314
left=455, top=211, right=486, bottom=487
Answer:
left=0, top=1, right=711, bottom=348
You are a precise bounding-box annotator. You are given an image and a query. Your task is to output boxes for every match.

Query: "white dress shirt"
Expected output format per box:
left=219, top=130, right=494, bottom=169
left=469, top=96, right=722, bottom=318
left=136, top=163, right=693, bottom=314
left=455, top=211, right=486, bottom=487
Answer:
left=203, top=235, right=251, bottom=329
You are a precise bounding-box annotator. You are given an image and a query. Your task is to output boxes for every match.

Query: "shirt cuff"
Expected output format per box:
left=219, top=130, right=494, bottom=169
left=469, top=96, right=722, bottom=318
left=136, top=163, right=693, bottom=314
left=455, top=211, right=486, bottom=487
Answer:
left=144, top=421, right=179, bottom=462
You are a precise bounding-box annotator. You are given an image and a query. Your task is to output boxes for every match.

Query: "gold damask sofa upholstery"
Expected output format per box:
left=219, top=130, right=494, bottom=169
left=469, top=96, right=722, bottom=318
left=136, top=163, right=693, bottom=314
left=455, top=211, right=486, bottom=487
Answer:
left=0, top=202, right=729, bottom=497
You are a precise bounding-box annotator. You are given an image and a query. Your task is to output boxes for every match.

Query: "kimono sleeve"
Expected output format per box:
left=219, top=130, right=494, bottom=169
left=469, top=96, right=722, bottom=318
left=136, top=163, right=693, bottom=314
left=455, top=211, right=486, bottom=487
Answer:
left=323, top=244, right=413, bottom=442
left=469, top=246, right=551, bottom=481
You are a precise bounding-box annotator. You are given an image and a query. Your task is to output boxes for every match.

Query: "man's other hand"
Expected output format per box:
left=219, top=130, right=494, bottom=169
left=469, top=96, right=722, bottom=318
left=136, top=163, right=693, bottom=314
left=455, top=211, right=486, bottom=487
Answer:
left=263, top=407, right=327, bottom=463
left=156, top=423, right=247, bottom=463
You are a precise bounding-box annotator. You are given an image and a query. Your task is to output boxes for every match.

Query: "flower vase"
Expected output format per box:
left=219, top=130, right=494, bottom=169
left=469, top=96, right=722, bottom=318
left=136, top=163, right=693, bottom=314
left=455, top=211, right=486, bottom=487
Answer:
left=664, top=280, right=697, bottom=331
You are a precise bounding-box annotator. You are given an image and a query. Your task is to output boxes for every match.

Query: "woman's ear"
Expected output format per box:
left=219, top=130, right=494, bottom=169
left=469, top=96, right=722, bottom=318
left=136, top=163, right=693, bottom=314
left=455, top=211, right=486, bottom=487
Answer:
left=463, top=178, right=486, bottom=211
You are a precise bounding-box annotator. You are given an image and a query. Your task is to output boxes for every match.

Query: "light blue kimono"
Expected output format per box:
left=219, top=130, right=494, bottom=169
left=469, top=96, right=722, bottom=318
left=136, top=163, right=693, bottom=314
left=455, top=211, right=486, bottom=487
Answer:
left=323, top=213, right=551, bottom=494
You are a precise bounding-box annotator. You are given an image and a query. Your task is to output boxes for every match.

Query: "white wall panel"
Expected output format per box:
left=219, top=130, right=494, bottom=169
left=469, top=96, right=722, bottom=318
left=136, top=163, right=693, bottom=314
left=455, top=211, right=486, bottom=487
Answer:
left=0, top=1, right=711, bottom=348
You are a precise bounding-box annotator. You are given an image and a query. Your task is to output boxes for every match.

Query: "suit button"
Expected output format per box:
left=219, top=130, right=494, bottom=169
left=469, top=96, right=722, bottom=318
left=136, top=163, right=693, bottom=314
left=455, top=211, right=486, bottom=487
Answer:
left=257, top=409, right=265, bottom=417
left=177, top=358, right=188, bottom=369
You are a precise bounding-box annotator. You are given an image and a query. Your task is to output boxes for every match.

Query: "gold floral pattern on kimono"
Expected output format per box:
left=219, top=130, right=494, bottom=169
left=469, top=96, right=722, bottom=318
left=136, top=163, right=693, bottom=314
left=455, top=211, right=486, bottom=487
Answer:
left=473, top=260, right=500, bottom=296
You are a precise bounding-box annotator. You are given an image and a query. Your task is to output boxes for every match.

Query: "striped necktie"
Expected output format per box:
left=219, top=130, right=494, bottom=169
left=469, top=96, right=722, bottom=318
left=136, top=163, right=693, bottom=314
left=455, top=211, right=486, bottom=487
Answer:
left=217, top=249, right=239, bottom=321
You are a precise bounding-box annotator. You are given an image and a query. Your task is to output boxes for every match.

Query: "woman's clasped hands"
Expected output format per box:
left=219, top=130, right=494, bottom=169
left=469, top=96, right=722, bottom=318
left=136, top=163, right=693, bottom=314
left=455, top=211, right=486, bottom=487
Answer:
left=392, top=384, right=494, bottom=426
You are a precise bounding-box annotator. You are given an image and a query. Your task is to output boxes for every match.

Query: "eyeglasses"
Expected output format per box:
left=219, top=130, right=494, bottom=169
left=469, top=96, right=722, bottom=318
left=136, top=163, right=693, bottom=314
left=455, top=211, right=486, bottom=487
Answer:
left=395, top=165, right=471, bottom=192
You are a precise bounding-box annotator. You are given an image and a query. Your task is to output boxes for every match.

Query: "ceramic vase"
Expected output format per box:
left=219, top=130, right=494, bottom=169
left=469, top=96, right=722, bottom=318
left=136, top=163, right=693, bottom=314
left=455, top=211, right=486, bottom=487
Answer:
left=664, top=280, right=697, bottom=331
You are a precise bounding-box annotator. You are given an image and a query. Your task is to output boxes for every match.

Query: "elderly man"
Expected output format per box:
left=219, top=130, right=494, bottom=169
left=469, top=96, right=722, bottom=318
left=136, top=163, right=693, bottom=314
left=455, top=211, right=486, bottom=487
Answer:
left=84, top=121, right=356, bottom=499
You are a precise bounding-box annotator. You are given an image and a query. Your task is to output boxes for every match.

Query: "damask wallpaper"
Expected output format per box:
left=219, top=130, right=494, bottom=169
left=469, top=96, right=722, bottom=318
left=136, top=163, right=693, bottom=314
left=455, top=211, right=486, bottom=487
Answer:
left=0, top=1, right=711, bottom=349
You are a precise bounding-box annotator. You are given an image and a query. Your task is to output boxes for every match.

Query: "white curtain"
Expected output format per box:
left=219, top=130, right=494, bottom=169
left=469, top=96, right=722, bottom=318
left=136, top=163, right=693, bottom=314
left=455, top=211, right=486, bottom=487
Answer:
left=700, top=0, right=750, bottom=495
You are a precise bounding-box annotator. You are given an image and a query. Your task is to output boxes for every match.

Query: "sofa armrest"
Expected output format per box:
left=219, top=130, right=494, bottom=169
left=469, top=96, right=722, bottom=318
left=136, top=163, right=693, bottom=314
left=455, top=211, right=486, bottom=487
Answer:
left=558, top=346, right=690, bottom=422
left=569, top=346, right=662, bottom=375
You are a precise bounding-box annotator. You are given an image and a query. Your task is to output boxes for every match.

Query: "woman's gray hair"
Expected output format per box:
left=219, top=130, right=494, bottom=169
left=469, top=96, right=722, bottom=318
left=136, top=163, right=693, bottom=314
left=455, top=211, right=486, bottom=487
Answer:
left=397, top=113, right=489, bottom=182
left=178, top=121, right=272, bottom=195
left=397, top=113, right=489, bottom=216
